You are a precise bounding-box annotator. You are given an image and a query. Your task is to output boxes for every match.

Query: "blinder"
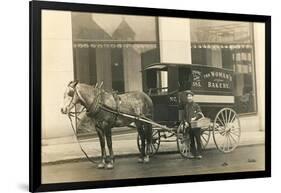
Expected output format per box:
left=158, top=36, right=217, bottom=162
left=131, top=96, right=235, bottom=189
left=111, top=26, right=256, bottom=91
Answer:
left=68, top=80, right=79, bottom=89
left=67, top=88, right=75, bottom=97
left=67, top=80, right=79, bottom=97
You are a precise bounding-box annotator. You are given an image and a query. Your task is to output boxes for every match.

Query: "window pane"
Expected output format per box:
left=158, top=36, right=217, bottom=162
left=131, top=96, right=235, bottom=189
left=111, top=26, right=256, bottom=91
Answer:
left=72, top=12, right=157, bottom=41
left=190, top=19, right=256, bottom=114
left=190, top=19, right=252, bottom=43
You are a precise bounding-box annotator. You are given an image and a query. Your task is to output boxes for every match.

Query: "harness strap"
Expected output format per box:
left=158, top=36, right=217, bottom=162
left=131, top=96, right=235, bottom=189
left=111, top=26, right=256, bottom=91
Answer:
left=75, top=89, right=87, bottom=107
left=87, top=89, right=103, bottom=117
left=112, top=92, right=121, bottom=124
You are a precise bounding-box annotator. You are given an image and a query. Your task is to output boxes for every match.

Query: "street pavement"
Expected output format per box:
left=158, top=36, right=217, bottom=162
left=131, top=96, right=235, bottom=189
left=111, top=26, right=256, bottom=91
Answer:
left=42, top=130, right=265, bottom=164
left=42, top=145, right=265, bottom=184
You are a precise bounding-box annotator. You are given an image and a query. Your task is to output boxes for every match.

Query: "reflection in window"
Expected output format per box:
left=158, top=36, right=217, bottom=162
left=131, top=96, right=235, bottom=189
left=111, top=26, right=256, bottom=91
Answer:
left=72, top=12, right=157, bottom=41
left=71, top=12, right=159, bottom=94
left=190, top=19, right=256, bottom=114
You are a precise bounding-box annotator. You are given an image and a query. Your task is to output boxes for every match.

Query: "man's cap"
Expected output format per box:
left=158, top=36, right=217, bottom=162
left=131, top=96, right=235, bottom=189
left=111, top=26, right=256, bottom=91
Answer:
left=184, top=90, right=194, bottom=96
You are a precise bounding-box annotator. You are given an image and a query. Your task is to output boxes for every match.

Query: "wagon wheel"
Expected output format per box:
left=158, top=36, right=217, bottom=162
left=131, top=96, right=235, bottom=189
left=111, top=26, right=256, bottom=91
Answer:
left=137, top=129, right=161, bottom=156
left=213, top=108, right=241, bottom=153
left=176, top=122, right=190, bottom=158
left=200, top=127, right=211, bottom=149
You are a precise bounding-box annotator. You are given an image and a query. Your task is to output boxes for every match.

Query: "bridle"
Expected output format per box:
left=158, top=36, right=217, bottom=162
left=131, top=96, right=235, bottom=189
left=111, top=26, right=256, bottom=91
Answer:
left=64, top=81, right=80, bottom=112
left=65, top=81, right=103, bottom=116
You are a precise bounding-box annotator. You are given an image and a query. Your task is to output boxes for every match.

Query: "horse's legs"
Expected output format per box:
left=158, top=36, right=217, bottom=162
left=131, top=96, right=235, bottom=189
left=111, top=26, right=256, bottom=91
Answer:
left=96, top=128, right=106, bottom=169
left=105, top=127, right=114, bottom=169
left=136, top=122, right=146, bottom=162
left=144, top=123, right=152, bottom=163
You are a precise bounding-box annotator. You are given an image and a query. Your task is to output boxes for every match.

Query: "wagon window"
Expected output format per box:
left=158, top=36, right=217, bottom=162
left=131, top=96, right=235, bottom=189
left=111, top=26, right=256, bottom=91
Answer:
left=190, top=19, right=257, bottom=115
left=178, top=67, right=192, bottom=91
left=146, top=70, right=168, bottom=95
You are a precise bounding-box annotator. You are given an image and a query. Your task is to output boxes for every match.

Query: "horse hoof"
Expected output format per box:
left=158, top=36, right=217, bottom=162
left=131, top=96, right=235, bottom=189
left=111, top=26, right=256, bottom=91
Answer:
left=144, top=156, right=150, bottom=163
left=138, top=158, right=144, bottom=163
left=106, top=163, right=114, bottom=169
left=97, top=162, right=105, bottom=169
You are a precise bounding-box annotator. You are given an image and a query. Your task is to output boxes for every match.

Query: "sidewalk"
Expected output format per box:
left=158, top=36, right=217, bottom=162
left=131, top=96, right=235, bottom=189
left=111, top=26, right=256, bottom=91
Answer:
left=42, top=130, right=265, bottom=164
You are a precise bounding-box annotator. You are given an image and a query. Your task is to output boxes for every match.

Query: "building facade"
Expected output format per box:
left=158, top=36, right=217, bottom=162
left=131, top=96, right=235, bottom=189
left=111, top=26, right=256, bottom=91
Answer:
left=42, top=10, right=265, bottom=139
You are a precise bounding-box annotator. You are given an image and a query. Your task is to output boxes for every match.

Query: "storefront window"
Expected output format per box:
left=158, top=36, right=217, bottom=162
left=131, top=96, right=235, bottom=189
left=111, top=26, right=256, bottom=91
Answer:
left=72, top=12, right=159, bottom=93
left=190, top=19, right=257, bottom=114
left=71, top=12, right=159, bottom=135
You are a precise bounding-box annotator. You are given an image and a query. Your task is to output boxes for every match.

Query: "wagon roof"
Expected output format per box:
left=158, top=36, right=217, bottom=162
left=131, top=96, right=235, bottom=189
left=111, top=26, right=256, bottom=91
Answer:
left=144, top=63, right=234, bottom=72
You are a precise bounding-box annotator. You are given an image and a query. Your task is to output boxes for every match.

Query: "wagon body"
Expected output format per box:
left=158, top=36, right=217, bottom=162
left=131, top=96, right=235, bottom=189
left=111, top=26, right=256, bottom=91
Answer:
left=143, top=63, right=234, bottom=124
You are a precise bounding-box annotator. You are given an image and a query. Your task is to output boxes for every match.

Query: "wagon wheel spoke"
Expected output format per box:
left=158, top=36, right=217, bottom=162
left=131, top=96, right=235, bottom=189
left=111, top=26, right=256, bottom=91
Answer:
left=177, top=123, right=191, bottom=158
left=228, top=134, right=234, bottom=149
left=215, top=126, right=225, bottom=136
left=201, top=135, right=208, bottom=143
left=217, top=117, right=225, bottom=127
left=230, top=113, right=237, bottom=123
left=152, top=143, right=157, bottom=151
left=226, top=110, right=229, bottom=123
left=152, top=131, right=158, bottom=137
left=229, top=130, right=240, bottom=136
left=227, top=110, right=232, bottom=124
left=228, top=132, right=237, bottom=144
left=200, top=129, right=210, bottom=149
left=220, top=112, right=226, bottom=126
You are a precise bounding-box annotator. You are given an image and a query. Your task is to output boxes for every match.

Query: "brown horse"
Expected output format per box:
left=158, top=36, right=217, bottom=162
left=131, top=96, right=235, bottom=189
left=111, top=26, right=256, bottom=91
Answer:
left=61, top=81, right=153, bottom=169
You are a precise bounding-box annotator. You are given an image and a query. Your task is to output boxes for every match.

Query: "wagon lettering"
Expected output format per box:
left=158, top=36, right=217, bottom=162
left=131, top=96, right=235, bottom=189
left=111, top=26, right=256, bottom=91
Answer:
left=169, top=96, right=177, bottom=103
left=209, top=71, right=232, bottom=81
left=192, top=81, right=202, bottom=87
left=207, top=82, right=230, bottom=89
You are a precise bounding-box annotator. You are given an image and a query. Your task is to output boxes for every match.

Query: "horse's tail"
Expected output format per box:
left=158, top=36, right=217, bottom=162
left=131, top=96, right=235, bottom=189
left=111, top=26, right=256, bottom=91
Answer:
left=141, top=91, right=154, bottom=120
left=141, top=92, right=154, bottom=149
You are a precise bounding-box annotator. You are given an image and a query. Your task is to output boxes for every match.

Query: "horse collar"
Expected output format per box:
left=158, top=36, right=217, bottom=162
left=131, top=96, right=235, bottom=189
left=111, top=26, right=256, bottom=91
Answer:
left=87, top=88, right=103, bottom=116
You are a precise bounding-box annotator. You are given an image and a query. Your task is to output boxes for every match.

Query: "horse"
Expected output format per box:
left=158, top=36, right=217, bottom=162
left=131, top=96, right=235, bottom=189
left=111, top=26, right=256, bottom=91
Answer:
left=61, top=80, right=153, bottom=169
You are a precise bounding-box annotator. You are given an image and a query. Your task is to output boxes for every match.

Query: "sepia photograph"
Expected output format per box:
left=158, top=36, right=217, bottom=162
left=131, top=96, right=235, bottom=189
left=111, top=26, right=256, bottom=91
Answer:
left=29, top=1, right=270, bottom=192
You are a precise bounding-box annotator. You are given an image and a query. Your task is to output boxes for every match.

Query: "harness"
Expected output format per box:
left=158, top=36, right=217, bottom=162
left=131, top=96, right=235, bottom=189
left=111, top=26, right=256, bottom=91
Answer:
left=67, top=82, right=122, bottom=128
left=111, top=91, right=121, bottom=124
left=86, top=88, right=103, bottom=117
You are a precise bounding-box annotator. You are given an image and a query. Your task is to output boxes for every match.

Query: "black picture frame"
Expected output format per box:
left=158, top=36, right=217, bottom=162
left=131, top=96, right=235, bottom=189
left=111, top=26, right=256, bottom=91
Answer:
left=30, top=0, right=271, bottom=192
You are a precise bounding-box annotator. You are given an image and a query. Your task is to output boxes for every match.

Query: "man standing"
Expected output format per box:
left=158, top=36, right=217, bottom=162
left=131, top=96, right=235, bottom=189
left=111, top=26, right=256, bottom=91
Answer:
left=182, top=90, right=203, bottom=159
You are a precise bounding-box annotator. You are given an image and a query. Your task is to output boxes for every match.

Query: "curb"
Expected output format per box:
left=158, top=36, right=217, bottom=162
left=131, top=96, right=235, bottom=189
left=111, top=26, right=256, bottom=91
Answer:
left=42, top=142, right=264, bottom=166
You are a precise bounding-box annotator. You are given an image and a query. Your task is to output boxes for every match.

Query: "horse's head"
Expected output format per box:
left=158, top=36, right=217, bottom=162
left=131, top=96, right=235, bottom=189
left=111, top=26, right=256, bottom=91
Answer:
left=61, top=80, right=79, bottom=114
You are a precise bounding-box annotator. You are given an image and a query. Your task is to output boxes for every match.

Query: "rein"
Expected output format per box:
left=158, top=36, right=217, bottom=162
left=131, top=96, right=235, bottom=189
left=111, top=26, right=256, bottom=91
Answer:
left=67, top=111, right=99, bottom=164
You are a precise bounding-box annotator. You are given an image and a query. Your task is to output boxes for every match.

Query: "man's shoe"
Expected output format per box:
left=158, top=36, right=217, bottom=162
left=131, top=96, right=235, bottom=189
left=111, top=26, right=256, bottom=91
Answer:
left=196, top=155, right=202, bottom=159
left=187, top=155, right=195, bottom=159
